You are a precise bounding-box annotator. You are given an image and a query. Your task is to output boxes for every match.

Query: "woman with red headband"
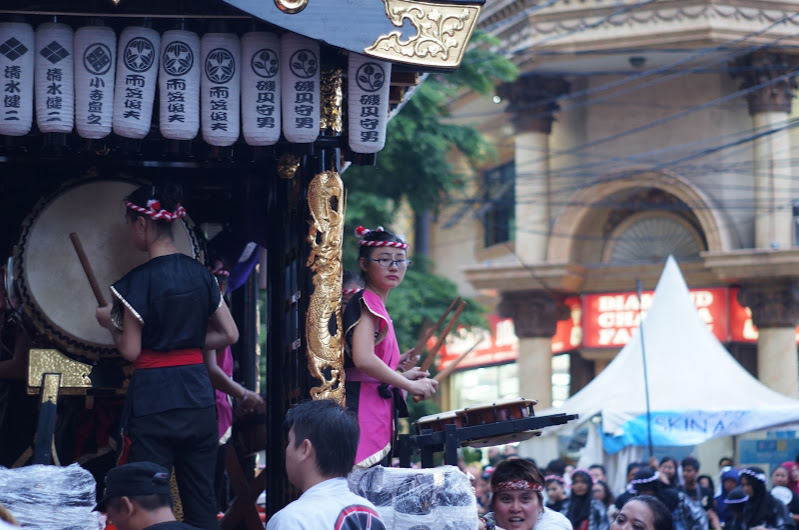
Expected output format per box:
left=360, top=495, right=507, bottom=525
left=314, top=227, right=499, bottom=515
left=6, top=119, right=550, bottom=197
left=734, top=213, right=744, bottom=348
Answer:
left=95, top=183, right=239, bottom=530
left=480, top=459, right=572, bottom=530
left=343, top=226, right=437, bottom=468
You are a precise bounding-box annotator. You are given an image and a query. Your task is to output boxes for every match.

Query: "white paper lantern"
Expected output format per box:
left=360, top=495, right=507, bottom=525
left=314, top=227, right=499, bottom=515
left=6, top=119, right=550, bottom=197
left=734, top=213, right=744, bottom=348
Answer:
left=0, top=22, right=34, bottom=136
left=241, top=31, right=280, bottom=146
left=201, top=32, right=240, bottom=147
left=348, top=53, right=391, bottom=154
left=113, top=26, right=159, bottom=139
left=74, top=25, right=116, bottom=139
left=280, top=34, right=319, bottom=144
left=35, top=22, right=74, bottom=133
left=159, top=29, right=200, bottom=140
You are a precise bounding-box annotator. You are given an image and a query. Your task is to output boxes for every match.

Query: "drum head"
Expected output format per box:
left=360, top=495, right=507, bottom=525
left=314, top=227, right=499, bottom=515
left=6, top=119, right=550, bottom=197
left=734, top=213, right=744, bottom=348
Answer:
left=15, top=179, right=204, bottom=360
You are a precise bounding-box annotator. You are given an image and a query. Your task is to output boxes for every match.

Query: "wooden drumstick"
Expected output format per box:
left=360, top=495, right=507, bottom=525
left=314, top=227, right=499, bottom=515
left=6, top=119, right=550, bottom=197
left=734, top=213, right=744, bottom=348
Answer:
left=420, top=300, right=466, bottom=373
left=413, top=297, right=461, bottom=363
left=413, top=339, right=481, bottom=402
left=69, top=232, right=107, bottom=306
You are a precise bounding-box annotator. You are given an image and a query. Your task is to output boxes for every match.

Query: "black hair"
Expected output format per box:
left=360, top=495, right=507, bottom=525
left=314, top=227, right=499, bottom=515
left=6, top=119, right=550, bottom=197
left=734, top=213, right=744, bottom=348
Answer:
left=545, top=458, right=567, bottom=476
left=719, top=456, right=733, bottom=467
left=681, top=456, right=700, bottom=471
left=626, top=461, right=642, bottom=476
left=106, top=493, right=172, bottom=512
left=125, top=183, right=184, bottom=238
left=357, top=228, right=406, bottom=261
left=659, top=456, right=679, bottom=487
left=622, top=495, right=673, bottom=530
left=566, top=470, right=593, bottom=528
left=594, top=480, right=615, bottom=507
left=283, top=399, right=359, bottom=478
left=698, top=474, right=715, bottom=493
left=589, top=464, right=606, bottom=475
left=490, top=458, right=545, bottom=509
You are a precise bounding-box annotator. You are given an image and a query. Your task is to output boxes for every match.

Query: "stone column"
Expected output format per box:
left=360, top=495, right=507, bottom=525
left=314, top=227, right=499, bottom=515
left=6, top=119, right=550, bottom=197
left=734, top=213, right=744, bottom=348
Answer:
left=738, top=283, right=799, bottom=398
left=497, top=76, right=570, bottom=263
left=733, top=53, right=798, bottom=249
left=498, top=291, right=570, bottom=408
left=499, top=290, right=570, bottom=462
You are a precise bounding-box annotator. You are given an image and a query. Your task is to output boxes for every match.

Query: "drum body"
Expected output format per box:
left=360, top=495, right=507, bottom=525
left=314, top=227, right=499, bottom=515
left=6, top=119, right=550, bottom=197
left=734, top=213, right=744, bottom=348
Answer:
left=414, top=410, right=465, bottom=435
left=14, top=179, right=204, bottom=360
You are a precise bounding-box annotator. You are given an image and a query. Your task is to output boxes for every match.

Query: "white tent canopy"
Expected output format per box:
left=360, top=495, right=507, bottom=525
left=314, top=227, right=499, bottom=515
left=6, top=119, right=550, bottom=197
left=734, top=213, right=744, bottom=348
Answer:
left=541, top=256, right=799, bottom=455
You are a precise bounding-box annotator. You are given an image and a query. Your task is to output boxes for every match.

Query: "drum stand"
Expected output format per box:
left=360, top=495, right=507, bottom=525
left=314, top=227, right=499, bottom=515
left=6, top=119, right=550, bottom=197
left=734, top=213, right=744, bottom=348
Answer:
left=26, top=348, right=120, bottom=465
left=397, top=412, right=579, bottom=468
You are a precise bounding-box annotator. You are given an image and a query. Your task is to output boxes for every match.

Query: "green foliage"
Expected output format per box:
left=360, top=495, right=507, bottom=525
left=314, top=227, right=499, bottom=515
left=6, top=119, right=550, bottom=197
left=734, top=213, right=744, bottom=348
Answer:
left=343, top=30, right=518, bottom=216
left=385, top=260, right=486, bottom=352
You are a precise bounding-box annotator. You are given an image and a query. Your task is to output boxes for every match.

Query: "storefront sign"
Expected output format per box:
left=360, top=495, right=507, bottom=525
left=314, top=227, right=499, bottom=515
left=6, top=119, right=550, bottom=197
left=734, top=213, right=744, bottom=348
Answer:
left=583, top=288, right=728, bottom=347
left=436, top=314, right=517, bottom=371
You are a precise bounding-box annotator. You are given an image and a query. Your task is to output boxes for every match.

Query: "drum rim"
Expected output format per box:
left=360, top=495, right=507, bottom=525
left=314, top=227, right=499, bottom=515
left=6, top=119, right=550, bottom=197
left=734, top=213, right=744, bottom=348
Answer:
left=14, top=177, right=205, bottom=361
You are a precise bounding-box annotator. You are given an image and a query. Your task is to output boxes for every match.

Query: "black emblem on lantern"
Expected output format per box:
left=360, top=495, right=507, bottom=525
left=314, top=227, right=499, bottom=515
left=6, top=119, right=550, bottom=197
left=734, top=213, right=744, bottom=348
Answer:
left=355, top=62, right=385, bottom=93
left=205, top=48, right=236, bottom=84
left=162, top=40, right=194, bottom=76
left=251, top=48, right=278, bottom=79
left=83, top=43, right=112, bottom=75
left=123, top=37, right=155, bottom=72
left=289, top=49, right=317, bottom=79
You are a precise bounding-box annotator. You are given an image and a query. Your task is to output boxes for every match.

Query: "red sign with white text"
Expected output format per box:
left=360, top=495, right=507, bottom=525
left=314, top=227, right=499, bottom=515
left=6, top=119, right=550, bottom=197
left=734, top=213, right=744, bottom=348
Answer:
left=436, top=314, right=517, bottom=372
left=582, top=287, right=729, bottom=348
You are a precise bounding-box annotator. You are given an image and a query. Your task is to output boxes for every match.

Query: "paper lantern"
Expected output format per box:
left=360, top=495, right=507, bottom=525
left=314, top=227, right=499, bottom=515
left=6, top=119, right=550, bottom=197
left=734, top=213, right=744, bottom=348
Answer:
left=241, top=31, right=280, bottom=146
left=159, top=29, right=200, bottom=140
left=74, top=25, right=116, bottom=139
left=280, top=33, right=319, bottom=144
left=35, top=22, right=74, bottom=133
left=201, top=32, right=240, bottom=147
left=348, top=53, right=391, bottom=154
left=113, top=26, right=159, bottom=139
left=0, top=21, right=34, bottom=136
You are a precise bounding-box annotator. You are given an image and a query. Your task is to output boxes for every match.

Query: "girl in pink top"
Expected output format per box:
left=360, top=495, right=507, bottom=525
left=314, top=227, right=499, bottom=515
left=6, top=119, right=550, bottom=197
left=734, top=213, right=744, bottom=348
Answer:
left=344, top=226, right=438, bottom=467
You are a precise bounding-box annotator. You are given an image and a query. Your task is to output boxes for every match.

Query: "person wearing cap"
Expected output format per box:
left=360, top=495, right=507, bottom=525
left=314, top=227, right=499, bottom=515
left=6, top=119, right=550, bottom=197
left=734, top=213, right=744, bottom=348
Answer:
left=95, top=462, right=200, bottom=530
left=722, top=486, right=749, bottom=530
left=266, top=399, right=385, bottom=529
left=715, top=466, right=740, bottom=526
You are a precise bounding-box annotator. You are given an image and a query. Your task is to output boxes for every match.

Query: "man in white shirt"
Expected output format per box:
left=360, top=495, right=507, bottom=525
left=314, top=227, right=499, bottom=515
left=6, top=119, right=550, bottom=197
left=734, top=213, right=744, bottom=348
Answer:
left=266, top=399, right=385, bottom=530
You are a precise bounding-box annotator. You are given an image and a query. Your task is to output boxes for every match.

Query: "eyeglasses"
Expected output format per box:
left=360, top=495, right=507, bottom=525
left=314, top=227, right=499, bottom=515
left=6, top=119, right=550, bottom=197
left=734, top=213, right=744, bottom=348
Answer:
left=367, top=258, right=412, bottom=269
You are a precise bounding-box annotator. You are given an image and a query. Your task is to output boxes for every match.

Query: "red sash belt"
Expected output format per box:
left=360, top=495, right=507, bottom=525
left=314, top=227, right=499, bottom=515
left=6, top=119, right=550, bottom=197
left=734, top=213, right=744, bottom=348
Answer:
left=135, top=348, right=204, bottom=369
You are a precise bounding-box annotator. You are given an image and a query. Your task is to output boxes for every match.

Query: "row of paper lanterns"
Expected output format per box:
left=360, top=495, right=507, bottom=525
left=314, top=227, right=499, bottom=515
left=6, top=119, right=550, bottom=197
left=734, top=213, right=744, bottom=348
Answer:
left=0, top=21, right=391, bottom=153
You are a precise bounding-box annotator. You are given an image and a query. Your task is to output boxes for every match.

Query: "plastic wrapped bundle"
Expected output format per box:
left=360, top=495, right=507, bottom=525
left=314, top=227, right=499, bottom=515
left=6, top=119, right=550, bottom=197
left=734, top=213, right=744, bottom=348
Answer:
left=0, top=463, right=104, bottom=529
left=348, top=465, right=477, bottom=530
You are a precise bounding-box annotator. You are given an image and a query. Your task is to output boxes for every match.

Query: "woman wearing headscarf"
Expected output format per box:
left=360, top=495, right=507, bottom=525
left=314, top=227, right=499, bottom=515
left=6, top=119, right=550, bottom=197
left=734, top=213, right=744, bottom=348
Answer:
left=771, top=465, right=799, bottom=525
left=782, top=462, right=799, bottom=496
left=560, top=469, right=609, bottom=530
left=739, top=467, right=794, bottom=530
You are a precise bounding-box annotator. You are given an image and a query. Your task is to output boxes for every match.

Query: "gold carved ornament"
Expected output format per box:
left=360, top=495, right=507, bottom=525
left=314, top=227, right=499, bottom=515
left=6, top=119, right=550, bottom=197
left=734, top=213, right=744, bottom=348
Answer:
left=278, top=153, right=301, bottom=179
left=27, top=348, right=92, bottom=395
left=320, top=68, right=344, bottom=134
left=365, top=0, right=481, bottom=69
left=275, top=0, right=309, bottom=14
left=305, top=170, right=346, bottom=404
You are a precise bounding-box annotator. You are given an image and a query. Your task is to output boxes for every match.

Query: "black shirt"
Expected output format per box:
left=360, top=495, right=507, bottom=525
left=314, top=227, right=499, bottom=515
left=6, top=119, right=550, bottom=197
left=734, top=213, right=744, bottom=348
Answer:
left=112, top=254, right=221, bottom=418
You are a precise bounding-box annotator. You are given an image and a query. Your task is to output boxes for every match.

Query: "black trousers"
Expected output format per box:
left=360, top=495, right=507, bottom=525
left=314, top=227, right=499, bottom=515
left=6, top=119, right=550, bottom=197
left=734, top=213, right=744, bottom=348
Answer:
left=128, top=406, right=219, bottom=530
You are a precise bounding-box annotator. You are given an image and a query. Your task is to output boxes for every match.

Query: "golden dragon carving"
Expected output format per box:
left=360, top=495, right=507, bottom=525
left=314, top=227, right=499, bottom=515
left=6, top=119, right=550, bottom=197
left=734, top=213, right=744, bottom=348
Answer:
left=305, top=170, right=346, bottom=404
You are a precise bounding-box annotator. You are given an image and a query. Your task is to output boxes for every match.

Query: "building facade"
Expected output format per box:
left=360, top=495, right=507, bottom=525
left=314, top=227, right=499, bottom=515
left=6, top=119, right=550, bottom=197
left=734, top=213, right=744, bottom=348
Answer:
left=431, top=0, right=799, bottom=424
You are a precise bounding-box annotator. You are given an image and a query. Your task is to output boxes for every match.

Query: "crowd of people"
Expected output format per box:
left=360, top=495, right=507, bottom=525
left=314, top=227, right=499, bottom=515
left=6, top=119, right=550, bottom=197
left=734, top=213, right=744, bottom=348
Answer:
left=466, top=450, right=799, bottom=530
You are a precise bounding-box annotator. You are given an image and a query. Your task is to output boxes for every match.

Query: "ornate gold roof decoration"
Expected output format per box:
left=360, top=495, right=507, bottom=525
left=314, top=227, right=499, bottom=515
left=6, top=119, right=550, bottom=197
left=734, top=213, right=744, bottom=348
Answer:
left=365, top=0, right=481, bottom=69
